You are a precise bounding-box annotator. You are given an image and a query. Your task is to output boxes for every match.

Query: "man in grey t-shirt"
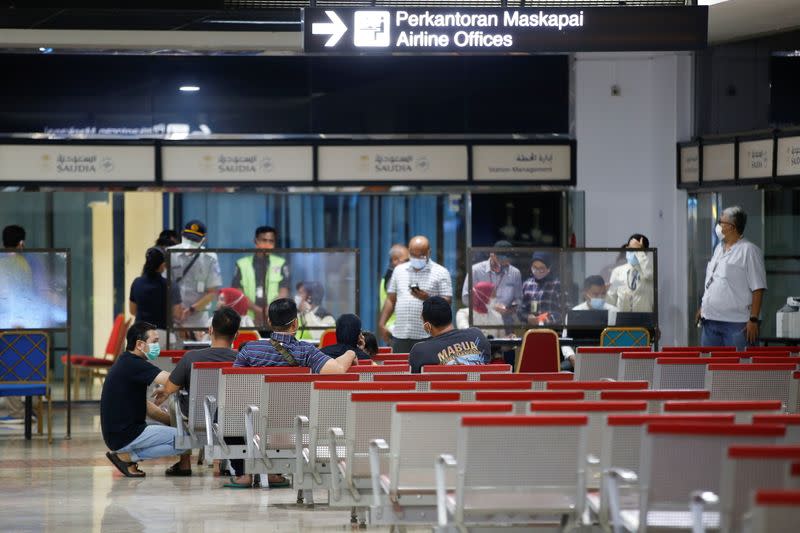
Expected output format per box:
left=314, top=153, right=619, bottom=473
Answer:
left=153, top=307, right=241, bottom=416
left=409, top=296, right=491, bottom=374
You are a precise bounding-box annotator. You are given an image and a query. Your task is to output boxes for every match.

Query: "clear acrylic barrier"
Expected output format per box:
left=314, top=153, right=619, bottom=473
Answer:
left=0, top=250, right=69, bottom=330
left=463, top=247, right=657, bottom=335
left=166, top=248, right=358, bottom=342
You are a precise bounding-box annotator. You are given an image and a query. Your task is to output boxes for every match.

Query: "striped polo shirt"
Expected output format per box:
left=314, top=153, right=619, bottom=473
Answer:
left=233, top=331, right=331, bottom=373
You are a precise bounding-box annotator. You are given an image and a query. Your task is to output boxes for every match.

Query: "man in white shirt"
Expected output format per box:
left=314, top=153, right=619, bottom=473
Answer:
left=696, top=206, right=766, bottom=350
left=562, top=275, right=619, bottom=371
left=606, top=234, right=654, bottom=312
left=167, top=220, right=222, bottom=330
left=378, top=235, right=453, bottom=353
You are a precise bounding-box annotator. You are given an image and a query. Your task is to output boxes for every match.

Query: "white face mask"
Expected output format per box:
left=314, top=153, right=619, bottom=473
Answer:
left=182, top=237, right=203, bottom=249
left=714, top=223, right=725, bottom=241
left=590, top=297, right=606, bottom=310
left=409, top=257, right=428, bottom=270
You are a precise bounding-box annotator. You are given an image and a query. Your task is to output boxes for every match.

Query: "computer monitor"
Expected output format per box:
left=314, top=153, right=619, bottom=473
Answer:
left=566, top=309, right=609, bottom=328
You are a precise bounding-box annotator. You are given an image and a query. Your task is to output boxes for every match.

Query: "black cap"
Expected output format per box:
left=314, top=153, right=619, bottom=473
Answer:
left=182, top=220, right=207, bottom=242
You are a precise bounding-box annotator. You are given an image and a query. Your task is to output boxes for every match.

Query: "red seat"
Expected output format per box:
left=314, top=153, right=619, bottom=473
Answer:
left=233, top=331, right=260, bottom=350
left=515, top=329, right=560, bottom=373
left=319, top=329, right=337, bottom=348
left=60, top=314, right=130, bottom=399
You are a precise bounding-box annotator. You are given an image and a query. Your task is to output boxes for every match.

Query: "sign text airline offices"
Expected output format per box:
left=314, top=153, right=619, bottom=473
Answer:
left=304, top=7, right=708, bottom=53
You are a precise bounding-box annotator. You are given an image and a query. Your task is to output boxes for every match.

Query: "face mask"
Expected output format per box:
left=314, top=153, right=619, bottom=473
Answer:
left=590, top=297, right=606, bottom=310
left=715, top=223, right=724, bottom=241
left=294, top=295, right=303, bottom=307
left=626, top=251, right=639, bottom=266
left=142, top=342, right=160, bottom=361
left=410, top=257, right=428, bottom=270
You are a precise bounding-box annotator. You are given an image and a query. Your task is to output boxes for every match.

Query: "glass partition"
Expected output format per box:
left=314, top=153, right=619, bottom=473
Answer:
left=166, top=248, right=358, bottom=345
left=463, top=247, right=657, bottom=336
left=0, top=250, right=69, bottom=330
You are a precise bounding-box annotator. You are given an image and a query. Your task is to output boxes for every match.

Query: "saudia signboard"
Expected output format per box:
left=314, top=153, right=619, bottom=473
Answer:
left=304, top=7, right=708, bottom=54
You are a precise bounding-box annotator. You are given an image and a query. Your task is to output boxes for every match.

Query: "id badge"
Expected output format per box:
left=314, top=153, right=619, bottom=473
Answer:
left=197, top=281, right=205, bottom=293
left=256, top=286, right=264, bottom=299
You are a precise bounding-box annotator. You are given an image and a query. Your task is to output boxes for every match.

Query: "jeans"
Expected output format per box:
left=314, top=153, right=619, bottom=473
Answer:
left=701, top=319, right=748, bottom=351
left=116, top=424, right=187, bottom=462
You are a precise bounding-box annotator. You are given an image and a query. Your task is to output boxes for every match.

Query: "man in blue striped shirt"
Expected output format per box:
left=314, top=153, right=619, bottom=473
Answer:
left=234, top=298, right=356, bottom=373
left=226, top=298, right=355, bottom=488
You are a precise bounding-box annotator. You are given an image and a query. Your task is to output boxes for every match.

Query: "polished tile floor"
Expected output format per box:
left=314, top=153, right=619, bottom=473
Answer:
left=0, top=404, right=427, bottom=533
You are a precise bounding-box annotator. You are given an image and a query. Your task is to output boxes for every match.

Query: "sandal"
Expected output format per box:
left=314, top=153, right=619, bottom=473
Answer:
left=106, top=452, right=146, bottom=478
left=267, top=474, right=291, bottom=488
left=165, top=461, right=192, bottom=477
left=223, top=476, right=254, bottom=489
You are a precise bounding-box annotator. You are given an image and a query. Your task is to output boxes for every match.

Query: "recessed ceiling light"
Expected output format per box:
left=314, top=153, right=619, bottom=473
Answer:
left=179, top=85, right=200, bottom=92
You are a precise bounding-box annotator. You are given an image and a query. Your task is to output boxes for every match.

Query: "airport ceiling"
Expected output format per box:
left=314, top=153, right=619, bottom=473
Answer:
left=0, top=1, right=797, bottom=54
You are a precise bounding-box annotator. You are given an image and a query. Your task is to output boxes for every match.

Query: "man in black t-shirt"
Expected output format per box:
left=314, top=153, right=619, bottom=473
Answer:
left=409, top=296, right=492, bottom=374
left=101, top=322, right=191, bottom=478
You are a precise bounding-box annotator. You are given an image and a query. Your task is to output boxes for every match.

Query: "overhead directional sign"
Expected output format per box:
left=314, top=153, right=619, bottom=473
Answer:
left=311, top=10, right=348, bottom=48
left=304, top=7, right=708, bottom=54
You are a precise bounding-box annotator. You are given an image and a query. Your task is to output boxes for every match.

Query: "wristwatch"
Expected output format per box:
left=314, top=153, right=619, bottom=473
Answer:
left=748, top=316, right=760, bottom=323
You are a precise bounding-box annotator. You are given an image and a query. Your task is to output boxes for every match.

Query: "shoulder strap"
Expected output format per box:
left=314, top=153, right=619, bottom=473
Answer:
left=269, top=338, right=300, bottom=367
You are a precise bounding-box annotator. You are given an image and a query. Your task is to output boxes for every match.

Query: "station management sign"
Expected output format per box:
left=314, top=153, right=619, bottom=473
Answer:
left=304, top=7, right=708, bottom=54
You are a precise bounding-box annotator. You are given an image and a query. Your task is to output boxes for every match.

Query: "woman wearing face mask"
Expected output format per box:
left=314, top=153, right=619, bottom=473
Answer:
left=129, top=247, right=183, bottom=349
left=455, top=281, right=506, bottom=339
left=520, top=251, right=563, bottom=325
left=606, top=234, right=654, bottom=313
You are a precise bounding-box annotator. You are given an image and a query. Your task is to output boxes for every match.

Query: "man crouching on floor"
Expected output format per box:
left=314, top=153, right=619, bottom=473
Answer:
left=101, top=321, right=191, bottom=477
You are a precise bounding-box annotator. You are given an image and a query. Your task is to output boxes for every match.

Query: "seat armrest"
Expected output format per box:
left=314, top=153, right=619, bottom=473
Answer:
left=245, top=405, right=260, bottom=458
left=436, top=454, right=457, bottom=528
left=203, top=395, right=228, bottom=453
left=603, top=468, right=638, bottom=533
left=294, top=415, right=309, bottom=482
left=174, top=399, right=187, bottom=439
left=369, top=439, right=389, bottom=508
left=329, top=427, right=346, bottom=501
left=203, top=395, right=217, bottom=448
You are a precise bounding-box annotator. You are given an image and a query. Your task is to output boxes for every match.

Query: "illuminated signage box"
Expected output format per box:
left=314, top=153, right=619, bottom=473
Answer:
left=0, top=144, right=155, bottom=183
left=738, top=139, right=773, bottom=180
left=702, top=143, right=735, bottom=182
left=318, top=145, right=468, bottom=182
left=162, top=146, right=313, bottom=183
left=304, top=7, right=708, bottom=54
left=679, top=145, right=700, bottom=184
left=473, top=145, right=572, bottom=182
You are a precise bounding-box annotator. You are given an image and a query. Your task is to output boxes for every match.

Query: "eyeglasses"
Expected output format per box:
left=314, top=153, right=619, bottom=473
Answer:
left=716, top=219, right=734, bottom=227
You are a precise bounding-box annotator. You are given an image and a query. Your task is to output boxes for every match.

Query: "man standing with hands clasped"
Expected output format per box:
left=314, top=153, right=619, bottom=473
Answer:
left=378, top=235, right=453, bottom=354
left=696, top=206, right=767, bottom=350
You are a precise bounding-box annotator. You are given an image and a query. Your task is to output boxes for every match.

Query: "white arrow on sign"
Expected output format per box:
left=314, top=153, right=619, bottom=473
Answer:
left=311, top=11, right=348, bottom=48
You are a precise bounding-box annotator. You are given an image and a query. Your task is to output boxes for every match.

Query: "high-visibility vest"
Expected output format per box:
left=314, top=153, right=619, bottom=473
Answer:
left=236, top=254, right=286, bottom=319
left=379, top=278, right=396, bottom=329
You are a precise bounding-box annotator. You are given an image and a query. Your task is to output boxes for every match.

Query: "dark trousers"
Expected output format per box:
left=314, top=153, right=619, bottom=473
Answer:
left=391, top=337, right=424, bottom=354
left=224, top=436, right=245, bottom=476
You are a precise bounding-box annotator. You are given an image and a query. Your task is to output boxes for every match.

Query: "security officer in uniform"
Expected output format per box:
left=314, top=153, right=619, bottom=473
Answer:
left=167, top=220, right=222, bottom=334
left=231, top=226, right=291, bottom=327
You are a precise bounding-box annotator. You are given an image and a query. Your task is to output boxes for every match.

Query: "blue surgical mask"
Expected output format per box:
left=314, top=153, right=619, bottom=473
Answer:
left=144, top=342, right=160, bottom=361
left=590, top=297, right=606, bottom=310
left=409, top=257, right=428, bottom=270
left=626, top=251, right=639, bottom=266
